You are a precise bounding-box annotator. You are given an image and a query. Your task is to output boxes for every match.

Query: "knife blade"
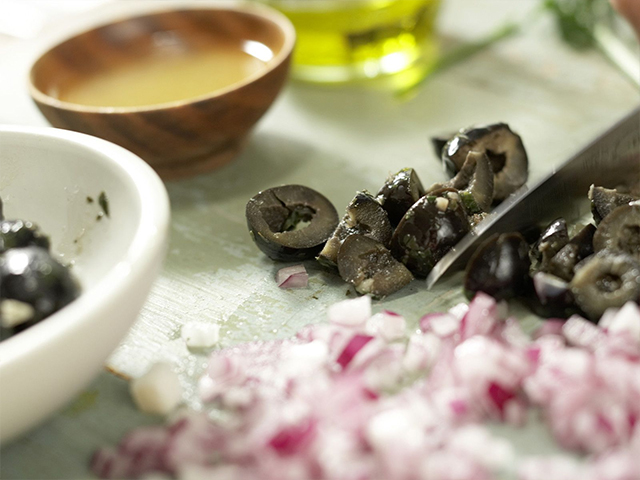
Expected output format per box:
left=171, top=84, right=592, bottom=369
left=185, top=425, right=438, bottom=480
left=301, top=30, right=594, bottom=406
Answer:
left=426, top=107, right=640, bottom=289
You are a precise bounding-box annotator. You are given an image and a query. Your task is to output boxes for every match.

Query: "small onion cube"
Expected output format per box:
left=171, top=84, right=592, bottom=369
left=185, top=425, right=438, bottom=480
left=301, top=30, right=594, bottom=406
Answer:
left=181, top=322, right=220, bottom=348
left=327, top=295, right=371, bottom=327
left=130, top=363, right=183, bottom=416
left=276, top=265, right=309, bottom=289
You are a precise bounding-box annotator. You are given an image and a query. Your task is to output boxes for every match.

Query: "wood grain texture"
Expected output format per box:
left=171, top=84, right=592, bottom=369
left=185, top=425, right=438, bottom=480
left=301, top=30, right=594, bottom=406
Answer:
left=28, top=6, right=294, bottom=179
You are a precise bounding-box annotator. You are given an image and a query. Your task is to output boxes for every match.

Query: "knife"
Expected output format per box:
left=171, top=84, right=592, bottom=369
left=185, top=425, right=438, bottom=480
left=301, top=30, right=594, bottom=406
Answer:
left=426, top=106, right=640, bottom=289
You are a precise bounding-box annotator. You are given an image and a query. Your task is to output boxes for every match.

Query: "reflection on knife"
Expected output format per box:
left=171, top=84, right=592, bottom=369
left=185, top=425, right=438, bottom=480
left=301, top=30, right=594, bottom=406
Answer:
left=426, top=106, right=640, bottom=289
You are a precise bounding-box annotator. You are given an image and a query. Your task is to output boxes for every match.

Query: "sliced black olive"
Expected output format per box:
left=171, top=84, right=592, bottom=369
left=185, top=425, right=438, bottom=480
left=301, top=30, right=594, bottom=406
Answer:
left=376, top=168, right=425, bottom=227
left=589, top=185, right=639, bottom=224
left=442, top=123, right=528, bottom=201
left=0, top=220, right=51, bottom=253
left=337, top=234, right=413, bottom=298
left=0, top=246, right=80, bottom=332
left=318, top=191, right=393, bottom=268
left=528, top=271, right=580, bottom=319
left=570, top=249, right=640, bottom=321
left=391, top=190, right=470, bottom=277
left=431, top=133, right=455, bottom=159
left=246, top=185, right=339, bottom=262
left=593, top=202, right=640, bottom=263
left=546, top=224, right=596, bottom=281
left=530, top=218, right=570, bottom=271
left=464, top=232, right=531, bottom=300
left=457, top=151, right=494, bottom=214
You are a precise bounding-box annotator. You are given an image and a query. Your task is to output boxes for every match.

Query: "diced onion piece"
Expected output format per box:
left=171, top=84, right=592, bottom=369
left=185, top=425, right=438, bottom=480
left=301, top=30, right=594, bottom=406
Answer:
left=601, top=301, right=640, bottom=341
left=366, top=310, right=406, bottom=341
left=327, top=295, right=371, bottom=327
left=276, top=265, right=309, bottom=289
left=0, top=299, right=35, bottom=328
left=181, top=322, right=220, bottom=348
left=130, top=363, right=183, bottom=415
left=336, top=334, right=373, bottom=368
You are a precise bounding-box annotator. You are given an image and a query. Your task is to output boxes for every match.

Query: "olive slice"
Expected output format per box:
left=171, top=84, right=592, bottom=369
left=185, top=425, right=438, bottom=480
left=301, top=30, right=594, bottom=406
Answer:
left=246, top=185, right=339, bottom=262
left=376, top=168, right=425, bottom=227
left=0, top=219, right=51, bottom=253
left=442, top=123, right=528, bottom=201
left=593, top=202, right=640, bottom=263
left=546, top=224, right=596, bottom=281
left=390, top=190, right=470, bottom=277
left=530, top=218, right=570, bottom=271
left=570, top=249, right=640, bottom=321
left=0, top=246, right=80, bottom=331
left=337, top=234, right=413, bottom=298
left=589, top=185, right=639, bottom=224
left=529, top=271, right=579, bottom=319
left=464, top=232, right=531, bottom=300
left=318, top=191, right=393, bottom=268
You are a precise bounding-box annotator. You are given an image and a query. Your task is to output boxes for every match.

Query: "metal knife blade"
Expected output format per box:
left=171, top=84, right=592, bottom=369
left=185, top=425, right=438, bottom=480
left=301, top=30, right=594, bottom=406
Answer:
left=426, top=107, right=640, bottom=289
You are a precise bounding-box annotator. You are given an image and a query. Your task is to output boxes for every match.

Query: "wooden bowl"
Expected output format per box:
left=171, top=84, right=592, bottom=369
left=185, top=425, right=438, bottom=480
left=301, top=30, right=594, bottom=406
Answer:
left=29, top=4, right=295, bottom=179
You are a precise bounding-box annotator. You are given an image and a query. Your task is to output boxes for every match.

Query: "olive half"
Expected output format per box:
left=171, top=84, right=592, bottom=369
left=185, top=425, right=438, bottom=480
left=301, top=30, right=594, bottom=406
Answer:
left=246, top=185, right=339, bottom=262
left=546, top=224, right=596, bottom=281
left=391, top=190, right=470, bottom=277
left=593, top=202, right=640, bottom=263
left=464, top=232, right=531, bottom=300
left=318, top=191, right=393, bottom=268
left=530, top=218, right=570, bottom=271
left=337, top=234, right=413, bottom=298
left=442, top=123, right=528, bottom=201
left=0, top=246, right=80, bottom=332
left=376, top=168, right=425, bottom=227
left=570, top=249, right=640, bottom=321
left=529, top=271, right=579, bottom=319
left=589, top=185, right=639, bottom=225
left=0, top=219, right=51, bottom=253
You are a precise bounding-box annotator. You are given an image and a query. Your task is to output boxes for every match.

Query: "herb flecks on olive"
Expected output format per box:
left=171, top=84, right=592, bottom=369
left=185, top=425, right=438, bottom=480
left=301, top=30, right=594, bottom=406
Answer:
left=0, top=219, right=51, bottom=253
left=593, top=202, right=640, bottom=263
left=570, top=249, right=640, bottom=321
left=337, top=234, right=413, bottom=299
left=443, top=123, right=528, bottom=201
left=376, top=168, right=425, bottom=227
left=0, top=246, right=80, bottom=334
left=589, top=185, right=639, bottom=224
left=318, top=191, right=393, bottom=269
left=391, top=190, right=470, bottom=278
left=246, top=185, right=339, bottom=262
left=464, top=232, right=531, bottom=300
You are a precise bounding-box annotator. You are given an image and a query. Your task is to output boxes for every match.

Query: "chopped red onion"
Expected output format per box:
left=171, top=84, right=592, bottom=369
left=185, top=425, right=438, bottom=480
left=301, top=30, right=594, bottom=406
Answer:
left=276, top=265, right=309, bottom=289
left=93, top=293, right=640, bottom=480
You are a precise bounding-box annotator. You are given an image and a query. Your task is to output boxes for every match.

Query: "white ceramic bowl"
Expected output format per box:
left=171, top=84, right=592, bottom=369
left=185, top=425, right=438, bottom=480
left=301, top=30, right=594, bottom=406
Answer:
left=0, top=126, right=170, bottom=443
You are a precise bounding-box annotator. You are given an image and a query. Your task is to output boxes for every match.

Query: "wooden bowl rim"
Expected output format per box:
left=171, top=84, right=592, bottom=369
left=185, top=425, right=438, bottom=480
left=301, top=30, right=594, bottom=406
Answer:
left=28, top=2, right=296, bottom=114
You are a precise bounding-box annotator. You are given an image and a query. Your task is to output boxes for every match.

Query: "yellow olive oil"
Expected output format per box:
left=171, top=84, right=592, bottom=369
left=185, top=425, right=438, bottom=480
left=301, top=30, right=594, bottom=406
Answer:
left=59, top=46, right=269, bottom=108
left=266, top=0, right=440, bottom=84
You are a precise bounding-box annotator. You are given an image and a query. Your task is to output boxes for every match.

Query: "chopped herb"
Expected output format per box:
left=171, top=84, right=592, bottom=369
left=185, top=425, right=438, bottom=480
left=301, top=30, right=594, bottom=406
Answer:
left=98, top=191, right=110, bottom=218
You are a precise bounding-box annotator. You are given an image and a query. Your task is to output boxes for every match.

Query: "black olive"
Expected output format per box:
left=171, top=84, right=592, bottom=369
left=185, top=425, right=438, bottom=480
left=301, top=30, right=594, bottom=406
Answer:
left=0, top=219, right=51, bottom=253
left=570, top=249, right=640, bottom=321
left=318, top=191, right=393, bottom=268
left=546, top=224, right=596, bottom=281
left=337, top=234, right=413, bottom=298
left=528, top=272, right=580, bottom=319
left=442, top=123, right=528, bottom=201
left=430, top=133, right=455, bottom=159
left=593, top=202, right=640, bottom=263
left=530, top=218, right=570, bottom=271
left=376, top=168, right=425, bottom=227
left=457, top=151, right=495, bottom=215
left=589, top=185, right=639, bottom=224
left=246, top=185, right=339, bottom=262
left=464, top=232, right=531, bottom=300
left=391, top=190, right=470, bottom=277
left=0, top=246, right=80, bottom=333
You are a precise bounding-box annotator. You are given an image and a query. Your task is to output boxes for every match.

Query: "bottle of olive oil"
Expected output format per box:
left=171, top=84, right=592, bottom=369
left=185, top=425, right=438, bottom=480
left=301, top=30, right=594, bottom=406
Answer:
left=266, top=0, right=441, bottom=85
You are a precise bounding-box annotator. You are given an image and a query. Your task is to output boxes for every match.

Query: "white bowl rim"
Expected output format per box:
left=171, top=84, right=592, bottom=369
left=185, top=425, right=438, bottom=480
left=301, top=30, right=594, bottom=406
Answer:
left=0, top=125, right=170, bottom=366
left=28, top=1, right=296, bottom=114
